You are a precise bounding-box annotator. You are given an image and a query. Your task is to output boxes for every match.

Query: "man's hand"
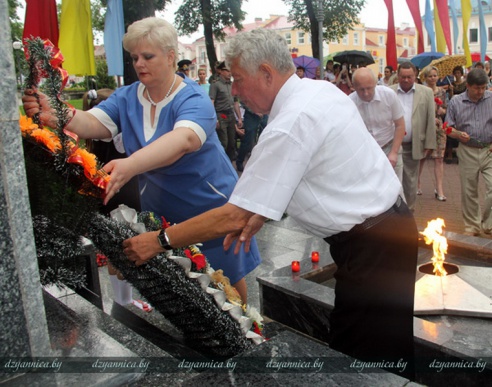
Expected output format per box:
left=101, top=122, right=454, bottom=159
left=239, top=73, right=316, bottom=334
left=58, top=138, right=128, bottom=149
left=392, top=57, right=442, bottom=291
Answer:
left=223, top=214, right=266, bottom=254
left=235, top=126, right=245, bottom=137
left=122, top=230, right=162, bottom=266
left=458, top=131, right=470, bottom=143
left=387, top=151, right=398, bottom=167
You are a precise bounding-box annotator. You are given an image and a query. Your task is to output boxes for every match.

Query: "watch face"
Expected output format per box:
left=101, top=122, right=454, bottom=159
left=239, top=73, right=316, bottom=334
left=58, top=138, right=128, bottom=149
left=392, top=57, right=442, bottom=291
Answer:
left=158, top=229, right=172, bottom=250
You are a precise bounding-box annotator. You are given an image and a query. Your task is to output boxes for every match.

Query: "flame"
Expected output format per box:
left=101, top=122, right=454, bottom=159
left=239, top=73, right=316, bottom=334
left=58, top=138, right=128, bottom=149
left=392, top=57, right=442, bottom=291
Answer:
left=420, top=218, right=448, bottom=276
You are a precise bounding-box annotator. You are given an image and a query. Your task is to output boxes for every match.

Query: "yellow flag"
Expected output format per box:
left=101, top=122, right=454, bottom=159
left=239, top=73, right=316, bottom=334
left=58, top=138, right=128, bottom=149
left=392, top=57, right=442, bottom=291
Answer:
left=58, top=0, right=96, bottom=76
left=433, top=0, right=446, bottom=54
left=461, top=0, right=472, bottom=68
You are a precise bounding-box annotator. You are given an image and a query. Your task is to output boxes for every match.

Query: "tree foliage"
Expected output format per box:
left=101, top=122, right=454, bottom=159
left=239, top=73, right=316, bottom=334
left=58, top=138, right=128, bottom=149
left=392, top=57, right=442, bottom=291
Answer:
left=85, top=58, right=117, bottom=90
left=174, top=0, right=245, bottom=74
left=9, top=0, right=23, bottom=42
left=90, top=0, right=106, bottom=32
left=284, top=0, right=365, bottom=59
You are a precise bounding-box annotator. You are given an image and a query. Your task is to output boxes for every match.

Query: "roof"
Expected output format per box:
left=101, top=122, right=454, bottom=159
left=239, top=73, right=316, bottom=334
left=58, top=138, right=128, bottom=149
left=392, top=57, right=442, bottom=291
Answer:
left=193, top=15, right=293, bottom=43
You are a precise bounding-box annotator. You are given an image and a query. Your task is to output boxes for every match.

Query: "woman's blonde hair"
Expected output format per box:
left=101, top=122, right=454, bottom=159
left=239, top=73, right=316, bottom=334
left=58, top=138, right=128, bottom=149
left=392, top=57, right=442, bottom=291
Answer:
left=122, top=17, right=178, bottom=67
left=424, top=65, right=439, bottom=77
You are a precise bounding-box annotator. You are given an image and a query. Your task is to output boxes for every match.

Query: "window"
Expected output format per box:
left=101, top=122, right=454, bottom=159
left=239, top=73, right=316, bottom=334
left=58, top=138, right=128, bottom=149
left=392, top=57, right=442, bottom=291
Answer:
left=298, top=31, right=305, bottom=44
left=285, top=32, right=292, bottom=45
left=353, top=32, right=359, bottom=46
left=403, top=38, right=408, bottom=48
left=199, top=48, right=206, bottom=64
left=470, top=28, right=478, bottom=43
left=379, top=58, right=384, bottom=75
left=342, top=34, right=348, bottom=45
left=488, top=27, right=492, bottom=42
left=378, top=35, right=384, bottom=46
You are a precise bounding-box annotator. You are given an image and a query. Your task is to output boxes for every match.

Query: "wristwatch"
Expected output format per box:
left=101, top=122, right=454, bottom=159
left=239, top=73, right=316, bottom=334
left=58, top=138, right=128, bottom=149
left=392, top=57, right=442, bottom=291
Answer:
left=157, top=229, right=173, bottom=251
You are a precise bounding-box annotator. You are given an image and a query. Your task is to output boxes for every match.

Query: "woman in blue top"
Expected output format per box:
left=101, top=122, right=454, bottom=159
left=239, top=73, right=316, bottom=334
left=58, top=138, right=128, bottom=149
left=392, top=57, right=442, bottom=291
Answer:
left=23, top=17, right=260, bottom=303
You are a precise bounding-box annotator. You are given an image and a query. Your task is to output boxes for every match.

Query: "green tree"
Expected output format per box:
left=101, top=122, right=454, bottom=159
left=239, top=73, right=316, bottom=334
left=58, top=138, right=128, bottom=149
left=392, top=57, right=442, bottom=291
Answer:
left=285, top=0, right=365, bottom=60
left=174, top=0, right=245, bottom=75
left=91, top=0, right=106, bottom=32
left=9, top=0, right=23, bottom=42
left=87, top=58, right=117, bottom=89
left=9, top=0, right=25, bottom=88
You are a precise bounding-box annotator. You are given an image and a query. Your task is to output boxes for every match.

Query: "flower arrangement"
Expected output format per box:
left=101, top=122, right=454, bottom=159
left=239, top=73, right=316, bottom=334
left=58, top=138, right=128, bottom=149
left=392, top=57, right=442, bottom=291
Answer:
left=20, top=37, right=264, bottom=357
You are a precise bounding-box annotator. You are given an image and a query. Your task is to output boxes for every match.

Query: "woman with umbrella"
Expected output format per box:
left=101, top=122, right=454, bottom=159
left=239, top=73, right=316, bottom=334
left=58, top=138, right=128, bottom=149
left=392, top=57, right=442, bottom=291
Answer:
left=417, top=65, right=447, bottom=201
left=335, top=62, right=353, bottom=95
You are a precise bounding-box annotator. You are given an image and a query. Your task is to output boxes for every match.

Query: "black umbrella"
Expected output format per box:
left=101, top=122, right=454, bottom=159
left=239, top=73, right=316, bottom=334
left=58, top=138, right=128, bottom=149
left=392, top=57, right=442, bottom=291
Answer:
left=333, top=50, right=375, bottom=66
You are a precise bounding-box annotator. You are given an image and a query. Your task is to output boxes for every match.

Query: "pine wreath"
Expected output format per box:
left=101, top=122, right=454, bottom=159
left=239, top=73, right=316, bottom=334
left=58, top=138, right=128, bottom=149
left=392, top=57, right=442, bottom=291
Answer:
left=20, top=37, right=261, bottom=358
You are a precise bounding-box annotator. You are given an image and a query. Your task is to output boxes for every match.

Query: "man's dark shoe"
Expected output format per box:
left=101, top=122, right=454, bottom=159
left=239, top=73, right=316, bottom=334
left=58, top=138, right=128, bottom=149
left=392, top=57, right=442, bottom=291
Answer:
left=236, top=161, right=244, bottom=172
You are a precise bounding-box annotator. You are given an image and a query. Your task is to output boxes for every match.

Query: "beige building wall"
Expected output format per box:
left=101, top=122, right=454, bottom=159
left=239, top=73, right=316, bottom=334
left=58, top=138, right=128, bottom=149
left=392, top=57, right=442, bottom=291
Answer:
left=186, top=17, right=416, bottom=80
left=422, top=11, right=492, bottom=60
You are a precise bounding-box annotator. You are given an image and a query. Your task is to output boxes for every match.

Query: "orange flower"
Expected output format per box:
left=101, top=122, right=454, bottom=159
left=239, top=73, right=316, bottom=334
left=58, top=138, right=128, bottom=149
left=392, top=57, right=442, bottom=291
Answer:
left=68, top=147, right=97, bottom=177
left=30, top=128, right=62, bottom=153
left=19, top=115, right=39, bottom=135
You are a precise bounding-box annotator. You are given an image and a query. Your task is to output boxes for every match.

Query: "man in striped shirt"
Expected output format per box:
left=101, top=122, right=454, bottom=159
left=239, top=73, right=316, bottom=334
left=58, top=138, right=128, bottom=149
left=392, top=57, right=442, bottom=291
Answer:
left=446, top=68, right=492, bottom=236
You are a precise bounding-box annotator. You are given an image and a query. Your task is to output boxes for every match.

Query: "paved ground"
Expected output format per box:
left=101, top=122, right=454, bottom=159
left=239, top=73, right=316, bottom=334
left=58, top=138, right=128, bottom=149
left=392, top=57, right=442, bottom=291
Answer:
left=413, top=156, right=489, bottom=236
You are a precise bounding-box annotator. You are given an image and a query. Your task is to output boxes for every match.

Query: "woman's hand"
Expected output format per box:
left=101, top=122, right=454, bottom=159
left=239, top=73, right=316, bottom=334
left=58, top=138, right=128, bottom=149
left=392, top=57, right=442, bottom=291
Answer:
left=103, top=158, right=139, bottom=205
left=22, top=88, right=58, bottom=128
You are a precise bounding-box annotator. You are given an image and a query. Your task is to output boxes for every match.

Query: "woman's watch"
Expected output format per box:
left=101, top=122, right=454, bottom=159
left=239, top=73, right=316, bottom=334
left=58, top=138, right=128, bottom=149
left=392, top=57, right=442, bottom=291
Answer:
left=157, top=229, right=173, bottom=251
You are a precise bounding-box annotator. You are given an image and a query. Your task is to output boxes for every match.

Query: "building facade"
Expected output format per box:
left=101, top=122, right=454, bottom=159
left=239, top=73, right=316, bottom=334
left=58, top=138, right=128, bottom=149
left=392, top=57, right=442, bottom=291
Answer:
left=181, top=16, right=417, bottom=79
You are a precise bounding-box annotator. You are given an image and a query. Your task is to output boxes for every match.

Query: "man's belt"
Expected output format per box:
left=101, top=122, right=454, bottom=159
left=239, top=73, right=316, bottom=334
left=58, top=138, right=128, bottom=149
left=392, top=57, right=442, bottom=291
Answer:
left=324, top=196, right=403, bottom=245
left=463, top=140, right=492, bottom=149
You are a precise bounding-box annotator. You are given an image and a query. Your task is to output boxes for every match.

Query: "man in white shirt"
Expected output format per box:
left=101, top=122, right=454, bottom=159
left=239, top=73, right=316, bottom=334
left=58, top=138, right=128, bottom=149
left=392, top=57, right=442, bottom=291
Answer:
left=123, top=29, right=418, bottom=373
left=350, top=68, right=406, bottom=183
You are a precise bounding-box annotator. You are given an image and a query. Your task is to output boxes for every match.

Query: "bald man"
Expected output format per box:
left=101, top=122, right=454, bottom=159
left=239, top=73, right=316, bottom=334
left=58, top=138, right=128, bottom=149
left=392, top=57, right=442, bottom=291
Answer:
left=350, top=68, right=406, bottom=183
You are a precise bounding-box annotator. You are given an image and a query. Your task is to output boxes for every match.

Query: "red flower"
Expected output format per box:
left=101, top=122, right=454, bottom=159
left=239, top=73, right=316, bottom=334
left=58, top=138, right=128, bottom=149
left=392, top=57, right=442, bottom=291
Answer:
left=443, top=122, right=453, bottom=135
left=253, top=321, right=262, bottom=335
left=190, top=253, right=206, bottom=270
left=96, top=253, right=108, bottom=267
left=160, top=215, right=171, bottom=229
left=434, top=97, right=443, bottom=105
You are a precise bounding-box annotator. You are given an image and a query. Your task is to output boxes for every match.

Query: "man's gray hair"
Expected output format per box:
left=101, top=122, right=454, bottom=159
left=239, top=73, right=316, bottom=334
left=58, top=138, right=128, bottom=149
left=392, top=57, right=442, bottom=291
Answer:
left=466, top=68, right=489, bottom=86
left=224, top=28, right=295, bottom=75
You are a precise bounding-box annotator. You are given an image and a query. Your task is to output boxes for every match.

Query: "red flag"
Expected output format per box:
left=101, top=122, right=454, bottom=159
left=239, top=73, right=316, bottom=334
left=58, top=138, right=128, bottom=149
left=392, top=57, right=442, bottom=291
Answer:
left=22, top=0, right=59, bottom=47
left=406, top=0, right=425, bottom=53
left=384, top=0, right=397, bottom=70
left=435, top=0, right=452, bottom=54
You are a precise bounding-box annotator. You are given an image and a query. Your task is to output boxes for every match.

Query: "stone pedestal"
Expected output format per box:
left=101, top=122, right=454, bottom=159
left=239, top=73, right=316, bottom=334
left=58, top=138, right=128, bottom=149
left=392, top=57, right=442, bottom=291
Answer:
left=0, top=0, right=51, bottom=364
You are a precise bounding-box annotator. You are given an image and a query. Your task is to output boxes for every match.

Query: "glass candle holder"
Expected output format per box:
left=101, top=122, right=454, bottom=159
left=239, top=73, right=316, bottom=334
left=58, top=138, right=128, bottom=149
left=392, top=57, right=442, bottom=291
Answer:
left=311, top=251, right=320, bottom=263
left=291, top=260, right=300, bottom=272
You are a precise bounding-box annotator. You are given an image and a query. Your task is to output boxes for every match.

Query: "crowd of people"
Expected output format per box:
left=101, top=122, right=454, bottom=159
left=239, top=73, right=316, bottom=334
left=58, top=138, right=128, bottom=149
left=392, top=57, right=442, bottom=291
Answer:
left=21, top=16, right=492, bottom=379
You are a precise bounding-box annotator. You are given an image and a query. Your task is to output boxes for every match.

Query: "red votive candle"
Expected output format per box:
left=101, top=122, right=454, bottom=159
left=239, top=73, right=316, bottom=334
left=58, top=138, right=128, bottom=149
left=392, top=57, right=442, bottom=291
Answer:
left=311, top=251, right=320, bottom=263
left=291, top=260, right=300, bottom=272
